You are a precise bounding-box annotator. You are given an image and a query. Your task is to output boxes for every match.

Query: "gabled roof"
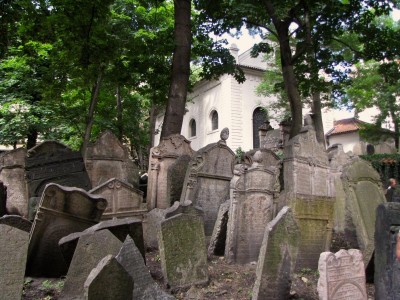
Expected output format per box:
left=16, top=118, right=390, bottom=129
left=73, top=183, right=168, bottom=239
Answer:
left=237, top=47, right=268, bottom=71
left=325, top=118, right=366, bottom=137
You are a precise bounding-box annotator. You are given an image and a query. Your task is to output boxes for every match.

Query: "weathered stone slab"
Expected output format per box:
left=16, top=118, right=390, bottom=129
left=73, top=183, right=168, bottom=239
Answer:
left=0, top=148, right=29, bottom=217
left=180, top=131, right=234, bottom=236
left=208, top=200, right=230, bottom=257
left=167, top=155, right=192, bottom=205
left=0, top=214, right=32, bottom=232
left=260, top=129, right=282, bottom=151
left=116, top=236, right=176, bottom=299
left=252, top=206, right=300, bottom=300
left=59, top=216, right=144, bottom=267
left=25, top=141, right=91, bottom=198
left=147, top=134, right=194, bottom=210
left=60, top=230, right=123, bottom=300
left=0, top=224, right=29, bottom=300
left=89, top=178, right=146, bottom=220
left=317, top=249, right=367, bottom=300
left=159, top=214, right=208, bottom=289
left=225, top=151, right=280, bottom=264
left=243, top=148, right=281, bottom=169
left=27, top=183, right=107, bottom=277
left=85, top=130, right=139, bottom=187
left=375, top=202, right=400, bottom=300
left=341, top=158, right=386, bottom=267
left=84, top=254, right=133, bottom=300
left=27, top=196, right=40, bottom=221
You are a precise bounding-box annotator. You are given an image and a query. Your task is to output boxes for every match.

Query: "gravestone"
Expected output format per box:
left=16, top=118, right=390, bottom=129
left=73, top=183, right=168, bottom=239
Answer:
left=25, top=141, right=91, bottom=199
left=252, top=206, right=300, bottom=300
left=0, top=148, right=29, bottom=217
left=27, top=196, right=40, bottom=221
left=27, top=183, right=107, bottom=277
left=208, top=200, right=230, bottom=257
left=225, top=151, right=280, bottom=264
left=59, top=217, right=144, bottom=267
left=283, top=124, right=335, bottom=270
left=318, top=249, right=367, bottom=300
left=180, top=129, right=235, bottom=236
left=260, top=129, right=282, bottom=152
left=158, top=214, right=208, bottom=289
left=167, top=155, right=192, bottom=205
left=341, top=158, right=386, bottom=267
left=375, top=202, right=400, bottom=300
left=89, top=178, right=146, bottom=220
left=116, top=236, right=175, bottom=299
left=85, top=130, right=139, bottom=187
left=61, top=230, right=123, bottom=300
left=84, top=254, right=133, bottom=300
left=243, top=148, right=281, bottom=169
left=0, top=214, right=32, bottom=232
left=0, top=224, right=29, bottom=300
left=147, top=134, right=194, bottom=210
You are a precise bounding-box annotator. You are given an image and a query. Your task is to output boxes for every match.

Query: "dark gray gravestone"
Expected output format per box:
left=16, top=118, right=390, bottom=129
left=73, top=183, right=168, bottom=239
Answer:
left=0, top=215, right=32, bottom=232
left=27, top=183, right=107, bottom=277
left=116, top=236, right=175, bottom=299
left=25, top=141, right=91, bottom=198
left=252, top=206, right=300, bottom=300
left=84, top=254, right=133, bottom=300
left=59, top=217, right=144, bottom=268
left=375, top=202, right=400, bottom=300
left=0, top=224, right=29, bottom=300
left=159, top=214, right=208, bottom=289
left=60, top=230, right=123, bottom=300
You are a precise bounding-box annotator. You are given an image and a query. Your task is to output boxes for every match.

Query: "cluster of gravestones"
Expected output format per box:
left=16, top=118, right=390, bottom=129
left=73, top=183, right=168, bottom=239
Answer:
left=0, top=119, right=398, bottom=299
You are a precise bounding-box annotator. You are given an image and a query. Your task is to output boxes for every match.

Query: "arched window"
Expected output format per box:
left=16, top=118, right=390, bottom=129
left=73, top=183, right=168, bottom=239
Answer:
left=189, top=119, right=196, bottom=137
left=211, top=110, right=218, bottom=131
left=253, top=107, right=267, bottom=149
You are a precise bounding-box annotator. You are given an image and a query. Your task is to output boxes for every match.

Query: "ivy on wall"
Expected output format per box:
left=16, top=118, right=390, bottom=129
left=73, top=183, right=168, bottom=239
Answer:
left=360, top=154, right=400, bottom=185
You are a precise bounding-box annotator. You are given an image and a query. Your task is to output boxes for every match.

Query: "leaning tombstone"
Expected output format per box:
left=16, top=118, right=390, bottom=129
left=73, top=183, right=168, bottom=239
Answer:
left=180, top=128, right=235, bottom=236
left=225, top=150, right=280, bottom=264
left=317, top=249, right=367, bottom=300
left=158, top=214, right=208, bottom=289
left=147, top=134, right=194, bottom=210
left=85, top=130, right=139, bottom=187
left=116, top=236, right=176, bottom=299
left=27, top=183, right=107, bottom=277
left=0, top=214, right=32, bottom=232
left=208, top=200, right=230, bottom=257
left=25, top=141, right=91, bottom=199
left=84, top=254, right=133, bottom=300
left=60, top=229, right=123, bottom=300
left=89, top=178, right=146, bottom=220
left=375, top=202, right=400, bottom=299
left=252, top=206, right=300, bottom=300
left=0, top=224, right=29, bottom=300
left=0, top=148, right=29, bottom=217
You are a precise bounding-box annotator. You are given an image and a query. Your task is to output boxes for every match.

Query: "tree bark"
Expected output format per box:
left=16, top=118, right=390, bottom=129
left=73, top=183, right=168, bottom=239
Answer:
left=311, top=92, right=325, bottom=145
left=26, top=127, right=38, bottom=150
left=160, top=0, right=191, bottom=139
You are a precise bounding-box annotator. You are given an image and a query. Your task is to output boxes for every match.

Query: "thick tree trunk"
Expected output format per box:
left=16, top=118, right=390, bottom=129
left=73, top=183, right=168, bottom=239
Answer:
left=160, top=0, right=191, bottom=139
left=311, top=92, right=325, bottom=145
left=81, top=70, right=104, bottom=157
left=26, top=128, right=38, bottom=150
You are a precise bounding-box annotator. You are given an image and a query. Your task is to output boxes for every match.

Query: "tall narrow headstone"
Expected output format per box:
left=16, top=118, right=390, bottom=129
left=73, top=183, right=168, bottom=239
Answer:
left=147, top=134, right=194, bottom=210
left=60, top=230, right=123, bottom=300
left=27, top=183, right=107, bottom=277
left=317, top=249, right=367, bottom=300
left=158, top=214, right=208, bottom=289
left=0, top=148, right=28, bottom=217
left=84, top=255, right=133, bottom=300
left=225, top=151, right=280, bottom=264
left=0, top=224, right=29, bottom=300
left=252, top=207, right=300, bottom=300
left=85, top=130, right=139, bottom=187
left=180, top=128, right=235, bottom=236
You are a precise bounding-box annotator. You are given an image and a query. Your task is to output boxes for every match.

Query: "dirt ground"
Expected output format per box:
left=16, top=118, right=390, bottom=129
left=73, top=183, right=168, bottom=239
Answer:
left=22, top=249, right=375, bottom=300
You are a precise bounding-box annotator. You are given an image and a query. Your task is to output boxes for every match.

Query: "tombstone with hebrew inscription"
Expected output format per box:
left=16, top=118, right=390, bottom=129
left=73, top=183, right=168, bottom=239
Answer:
left=27, top=183, right=107, bottom=277
left=282, top=120, right=335, bottom=270
left=85, top=130, right=139, bottom=187
left=90, top=178, right=146, bottom=220
left=318, top=249, right=367, bottom=300
left=25, top=141, right=91, bottom=199
left=225, top=150, right=280, bottom=264
left=147, top=134, right=194, bottom=210
left=180, top=128, right=234, bottom=236
left=0, top=148, right=29, bottom=217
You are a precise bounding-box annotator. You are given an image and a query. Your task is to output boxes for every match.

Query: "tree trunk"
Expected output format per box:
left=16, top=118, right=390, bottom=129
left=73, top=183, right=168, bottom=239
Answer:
left=160, top=0, right=191, bottom=139
left=26, top=127, right=38, bottom=150
left=311, top=92, right=325, bottom=145
left=116, top=85, right=123, bottom=140
left=81, top=70, right=104, bottom=157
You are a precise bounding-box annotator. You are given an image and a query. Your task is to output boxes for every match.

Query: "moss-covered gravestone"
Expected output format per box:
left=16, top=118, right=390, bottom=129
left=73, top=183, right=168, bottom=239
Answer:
left=158, top=214, right=208, bottom=289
